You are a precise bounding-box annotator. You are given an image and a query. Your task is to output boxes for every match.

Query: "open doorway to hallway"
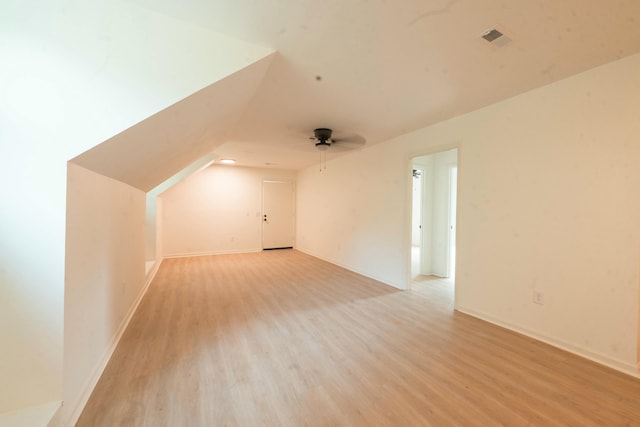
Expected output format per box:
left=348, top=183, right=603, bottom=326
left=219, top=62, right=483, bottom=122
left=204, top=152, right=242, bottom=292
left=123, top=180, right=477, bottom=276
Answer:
left=410, top=148, right=458, bottom=289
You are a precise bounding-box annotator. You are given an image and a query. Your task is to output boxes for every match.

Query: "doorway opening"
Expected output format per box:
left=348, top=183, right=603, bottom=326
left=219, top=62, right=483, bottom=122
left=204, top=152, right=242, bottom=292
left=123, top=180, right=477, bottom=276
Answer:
left=410, top=149, right=458, bottom=290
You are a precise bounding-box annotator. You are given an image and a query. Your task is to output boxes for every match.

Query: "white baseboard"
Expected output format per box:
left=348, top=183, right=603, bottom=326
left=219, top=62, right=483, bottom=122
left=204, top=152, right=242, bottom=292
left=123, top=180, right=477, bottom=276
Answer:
left=456, top=305, right=640, bottom=379
left=0, top=401, right=61, bottom=427
left=145, top=260, right=156, bottom=276
left=64, top=260, right=163, bottom=427
left=164, top=248, right=262, bottom=259
left=295, top=248, right=405, bottom=290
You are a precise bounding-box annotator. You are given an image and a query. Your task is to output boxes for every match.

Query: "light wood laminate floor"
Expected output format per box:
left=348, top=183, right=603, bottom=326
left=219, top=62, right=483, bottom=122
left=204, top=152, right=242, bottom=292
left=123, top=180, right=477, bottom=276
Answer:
left=77, top=250, right=640, bottom=426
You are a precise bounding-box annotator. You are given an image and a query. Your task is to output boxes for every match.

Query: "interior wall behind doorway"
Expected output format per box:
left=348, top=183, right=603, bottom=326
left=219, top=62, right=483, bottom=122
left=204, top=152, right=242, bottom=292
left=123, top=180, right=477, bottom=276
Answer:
left=412, top=148, right=458, bottom=278
left=160, top=165, right=296, bottom=257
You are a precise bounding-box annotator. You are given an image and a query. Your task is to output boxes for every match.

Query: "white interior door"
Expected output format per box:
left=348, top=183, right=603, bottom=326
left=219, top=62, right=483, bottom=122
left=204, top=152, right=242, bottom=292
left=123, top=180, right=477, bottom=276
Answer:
left=262, top=180, right=295, bottom=249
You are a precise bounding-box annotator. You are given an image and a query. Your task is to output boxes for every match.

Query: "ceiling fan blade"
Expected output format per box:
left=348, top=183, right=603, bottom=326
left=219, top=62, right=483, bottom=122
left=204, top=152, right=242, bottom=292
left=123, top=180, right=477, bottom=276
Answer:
left=285, top=129, right=366, bottom=153
left=287, top=137, right=322, bottom=152
left=331, top=134, right=366, bottom=149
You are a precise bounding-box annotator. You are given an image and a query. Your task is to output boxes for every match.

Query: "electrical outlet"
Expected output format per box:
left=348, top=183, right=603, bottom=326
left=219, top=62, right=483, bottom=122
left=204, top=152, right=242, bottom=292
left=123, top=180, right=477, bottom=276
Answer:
left=533, top=290, right=544, bottom=305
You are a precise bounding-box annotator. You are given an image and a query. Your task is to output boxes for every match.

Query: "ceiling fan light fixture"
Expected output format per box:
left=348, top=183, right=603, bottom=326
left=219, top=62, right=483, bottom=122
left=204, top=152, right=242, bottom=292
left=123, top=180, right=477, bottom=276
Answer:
left=315, top=141, right=330, bottom=151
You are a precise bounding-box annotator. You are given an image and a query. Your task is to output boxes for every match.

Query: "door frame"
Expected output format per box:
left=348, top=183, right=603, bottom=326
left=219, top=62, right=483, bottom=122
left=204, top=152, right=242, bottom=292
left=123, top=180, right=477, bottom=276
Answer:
left=445, top=164, right=458, bottom=278
left=411, top=165, right=426, bottom=277
left=406, top=146, right=459, bottom=303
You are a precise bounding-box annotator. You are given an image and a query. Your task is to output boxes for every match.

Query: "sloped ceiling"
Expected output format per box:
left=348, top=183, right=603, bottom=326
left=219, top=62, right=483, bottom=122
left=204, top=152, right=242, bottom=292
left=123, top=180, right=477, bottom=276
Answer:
left=125, top=0, right=640, bottom=170
left=71, top=54, right=275, bottom=192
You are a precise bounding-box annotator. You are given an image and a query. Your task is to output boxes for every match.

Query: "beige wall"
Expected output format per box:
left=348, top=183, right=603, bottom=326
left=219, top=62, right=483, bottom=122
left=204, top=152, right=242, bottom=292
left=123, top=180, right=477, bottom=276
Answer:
left=297, top=142, right=409, bottom=287
left=64, top=164, right=146, bottom=425
left=161, top=165, right=296, bottom=257
left=297, top=53, right=640, bottom=375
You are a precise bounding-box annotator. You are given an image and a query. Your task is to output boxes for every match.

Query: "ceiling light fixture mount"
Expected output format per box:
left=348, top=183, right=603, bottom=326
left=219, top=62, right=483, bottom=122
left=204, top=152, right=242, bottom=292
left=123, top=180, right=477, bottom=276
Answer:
left=312, top=128, right=333, bottom=150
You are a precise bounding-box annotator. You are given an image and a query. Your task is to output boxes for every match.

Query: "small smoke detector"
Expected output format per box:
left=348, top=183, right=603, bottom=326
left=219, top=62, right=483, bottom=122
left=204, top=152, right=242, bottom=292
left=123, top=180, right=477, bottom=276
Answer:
left=481, top=27, right=511, bottom=47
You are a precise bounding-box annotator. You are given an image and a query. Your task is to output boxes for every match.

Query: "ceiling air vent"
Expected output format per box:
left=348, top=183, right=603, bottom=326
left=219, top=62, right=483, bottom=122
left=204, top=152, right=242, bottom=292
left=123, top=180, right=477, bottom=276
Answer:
left=482, top=28, right=503, bottom=42
left=482, top=27, right=511, bottom=47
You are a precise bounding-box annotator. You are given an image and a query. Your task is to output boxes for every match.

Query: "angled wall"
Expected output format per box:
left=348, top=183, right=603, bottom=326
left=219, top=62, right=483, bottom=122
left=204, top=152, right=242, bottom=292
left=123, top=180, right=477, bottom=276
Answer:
left=297, top=53, right=640, bottom=375
left=63, top=55, right=275, bottom=427
left=0, top=0, right=273, bottom=423
left=146, top=154, right=216, bottom=263
left=71, top=54, right=276, bottom=193
left=61, top=33, right=275, bottom=427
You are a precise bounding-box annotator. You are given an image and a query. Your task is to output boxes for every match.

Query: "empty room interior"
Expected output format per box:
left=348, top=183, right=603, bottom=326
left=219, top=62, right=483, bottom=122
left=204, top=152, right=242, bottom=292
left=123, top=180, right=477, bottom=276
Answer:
left=3, top=1, right=640, bottom=425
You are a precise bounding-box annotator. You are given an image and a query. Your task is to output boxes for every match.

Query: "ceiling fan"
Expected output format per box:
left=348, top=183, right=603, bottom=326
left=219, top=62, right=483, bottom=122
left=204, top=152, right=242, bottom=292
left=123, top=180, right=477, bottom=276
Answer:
left=307, top=128, right=366, bottom=171
left=308, top=128, right=366, bottom=152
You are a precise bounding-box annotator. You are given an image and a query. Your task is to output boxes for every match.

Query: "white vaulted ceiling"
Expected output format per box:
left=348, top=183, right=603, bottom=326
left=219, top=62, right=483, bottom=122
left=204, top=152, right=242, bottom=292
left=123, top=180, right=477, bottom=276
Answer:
left=121, top=0, right=640, bottom=171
